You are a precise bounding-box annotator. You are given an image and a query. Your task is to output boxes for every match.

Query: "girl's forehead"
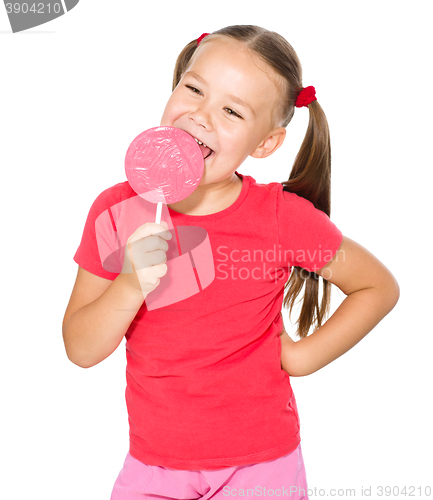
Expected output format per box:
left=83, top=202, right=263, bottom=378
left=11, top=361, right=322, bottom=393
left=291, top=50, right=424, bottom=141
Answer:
left=190, top=37, right=281, bottom=87
left=195, top=37, right=256, bottom=63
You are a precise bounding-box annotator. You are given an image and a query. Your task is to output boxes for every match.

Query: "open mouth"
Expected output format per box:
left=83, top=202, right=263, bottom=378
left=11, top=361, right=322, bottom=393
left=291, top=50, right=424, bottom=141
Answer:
left=193, top=137, right=214, bottom=160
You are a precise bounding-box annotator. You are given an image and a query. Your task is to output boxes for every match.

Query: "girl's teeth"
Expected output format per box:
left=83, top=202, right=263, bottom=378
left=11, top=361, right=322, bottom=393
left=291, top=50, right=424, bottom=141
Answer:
left=194, top=138, right=207, bottom=148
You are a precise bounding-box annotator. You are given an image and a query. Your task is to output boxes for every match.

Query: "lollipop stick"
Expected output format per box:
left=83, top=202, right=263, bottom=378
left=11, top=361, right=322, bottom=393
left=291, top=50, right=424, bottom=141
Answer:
left=155, top=201, right=162, bottom=225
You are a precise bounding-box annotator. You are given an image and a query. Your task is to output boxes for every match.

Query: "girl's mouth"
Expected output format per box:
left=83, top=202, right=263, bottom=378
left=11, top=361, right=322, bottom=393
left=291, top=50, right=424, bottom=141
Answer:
left=193, top=137, right=214, bottom=160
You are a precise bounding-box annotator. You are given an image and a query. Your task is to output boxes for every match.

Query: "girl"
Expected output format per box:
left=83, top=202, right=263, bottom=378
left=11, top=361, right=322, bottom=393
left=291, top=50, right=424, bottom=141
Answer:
left=62, top=25, right=399, bottom=499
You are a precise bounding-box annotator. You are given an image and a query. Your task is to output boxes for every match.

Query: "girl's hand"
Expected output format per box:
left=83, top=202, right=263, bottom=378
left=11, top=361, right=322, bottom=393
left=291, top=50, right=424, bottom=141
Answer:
left=121, top=221, right=173, bottom=297
left=280, top=327, right=295, bottom=373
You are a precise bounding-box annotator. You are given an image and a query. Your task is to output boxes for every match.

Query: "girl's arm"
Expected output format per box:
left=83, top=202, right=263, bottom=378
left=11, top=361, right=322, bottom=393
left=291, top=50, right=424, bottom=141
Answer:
left=280, top=236, right=400, bottom=377
left=63, top=222, right=171, bottom=369
left=62, top=267, right=146, bottom=368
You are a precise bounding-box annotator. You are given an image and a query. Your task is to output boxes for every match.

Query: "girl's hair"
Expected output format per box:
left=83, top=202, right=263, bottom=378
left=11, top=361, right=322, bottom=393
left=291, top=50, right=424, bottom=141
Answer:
left=172, top=25, right=335, bottom=339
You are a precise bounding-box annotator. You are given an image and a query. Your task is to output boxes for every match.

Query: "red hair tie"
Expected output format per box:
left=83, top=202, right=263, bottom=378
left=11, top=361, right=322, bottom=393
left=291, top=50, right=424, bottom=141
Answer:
left=295, top=86, right=317, bottom=108
left=197, top=33, right=210, bottom=46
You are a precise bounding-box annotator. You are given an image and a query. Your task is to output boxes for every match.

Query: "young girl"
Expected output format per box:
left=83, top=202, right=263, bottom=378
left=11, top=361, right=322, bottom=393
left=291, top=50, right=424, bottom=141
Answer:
left=63, top=25, right=399, bottom=499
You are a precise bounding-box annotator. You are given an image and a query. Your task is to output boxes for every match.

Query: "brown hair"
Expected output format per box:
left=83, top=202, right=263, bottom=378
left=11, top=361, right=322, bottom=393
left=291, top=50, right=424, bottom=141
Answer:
left=172, top=25, right=335, bottom=339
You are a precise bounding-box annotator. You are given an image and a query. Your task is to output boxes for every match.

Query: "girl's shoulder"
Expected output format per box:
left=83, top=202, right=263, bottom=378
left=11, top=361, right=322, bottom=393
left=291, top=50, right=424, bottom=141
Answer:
left=260, top=181, right=339, bottom=236
left=86, top=181, right=136, bottom=215
left=251, top=178, right=315, bottom=211
left=92, top=180, right=135, bottom=203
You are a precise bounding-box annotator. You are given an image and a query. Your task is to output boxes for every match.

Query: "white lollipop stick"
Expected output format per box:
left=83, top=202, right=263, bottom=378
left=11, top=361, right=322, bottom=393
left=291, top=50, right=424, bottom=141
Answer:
left=155, top=201, right=162, bottom=225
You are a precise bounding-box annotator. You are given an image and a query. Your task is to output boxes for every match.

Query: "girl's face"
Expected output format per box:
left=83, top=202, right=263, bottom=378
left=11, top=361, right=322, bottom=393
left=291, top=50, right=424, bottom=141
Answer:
left=160, top=37, right=286, bottom=187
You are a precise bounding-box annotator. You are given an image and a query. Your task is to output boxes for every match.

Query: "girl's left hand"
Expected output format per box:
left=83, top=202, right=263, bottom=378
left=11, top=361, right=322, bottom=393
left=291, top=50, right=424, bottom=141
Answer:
left=280, top=327, right=294, bottom=371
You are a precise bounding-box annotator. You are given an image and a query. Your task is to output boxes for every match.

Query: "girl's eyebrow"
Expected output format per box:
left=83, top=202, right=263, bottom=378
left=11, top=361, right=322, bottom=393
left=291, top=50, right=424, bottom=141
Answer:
left=184, top=71, right=256, bottom=118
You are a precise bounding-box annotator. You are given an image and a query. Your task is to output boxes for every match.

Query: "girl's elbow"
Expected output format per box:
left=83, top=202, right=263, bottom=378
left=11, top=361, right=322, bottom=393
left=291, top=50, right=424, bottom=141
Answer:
left=371, top=268, right=400, bottom=311
left=392, top=281, right=400, bottom=305
left=64, top=349, right=93, bottom=369
left=384, top=273, right=400, bottom=310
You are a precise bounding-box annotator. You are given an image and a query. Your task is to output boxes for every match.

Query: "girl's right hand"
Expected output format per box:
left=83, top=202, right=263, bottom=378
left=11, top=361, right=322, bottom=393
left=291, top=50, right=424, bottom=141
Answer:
left=121, top=221, right=173, bottom=297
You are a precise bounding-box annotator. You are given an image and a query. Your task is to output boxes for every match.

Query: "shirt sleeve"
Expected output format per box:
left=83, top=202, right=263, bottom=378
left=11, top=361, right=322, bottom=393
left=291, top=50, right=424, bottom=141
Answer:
left=277, top=187, right=343, bottom=272
left=73, top=183, right=128, bottom=280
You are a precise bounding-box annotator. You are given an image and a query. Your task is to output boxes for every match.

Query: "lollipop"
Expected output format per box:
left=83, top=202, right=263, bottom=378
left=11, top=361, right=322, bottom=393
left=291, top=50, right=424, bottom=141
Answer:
left=125, top=127, right=205, bottom=224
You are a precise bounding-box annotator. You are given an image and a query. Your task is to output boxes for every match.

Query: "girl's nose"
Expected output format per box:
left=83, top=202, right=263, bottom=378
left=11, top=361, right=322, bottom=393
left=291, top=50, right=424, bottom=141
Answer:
left=189, top=103, right=213, bottom=130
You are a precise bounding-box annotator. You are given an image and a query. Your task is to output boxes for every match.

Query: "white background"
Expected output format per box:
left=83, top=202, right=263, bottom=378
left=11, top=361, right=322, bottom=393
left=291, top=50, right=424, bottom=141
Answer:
left=1, top=1, right=432, bottom=499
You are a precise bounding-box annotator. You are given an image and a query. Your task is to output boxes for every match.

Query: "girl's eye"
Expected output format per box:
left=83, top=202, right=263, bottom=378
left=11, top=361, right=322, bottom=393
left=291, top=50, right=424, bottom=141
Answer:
left=185, top=85, right=242, bottom=119
left=225, top=108, right=242, bottom=119
left=186, top=85, right=201, bottom=94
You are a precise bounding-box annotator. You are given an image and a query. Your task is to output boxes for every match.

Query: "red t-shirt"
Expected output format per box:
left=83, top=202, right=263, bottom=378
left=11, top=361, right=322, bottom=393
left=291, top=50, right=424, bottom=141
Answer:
left=73, top=171, right=343, bottom=470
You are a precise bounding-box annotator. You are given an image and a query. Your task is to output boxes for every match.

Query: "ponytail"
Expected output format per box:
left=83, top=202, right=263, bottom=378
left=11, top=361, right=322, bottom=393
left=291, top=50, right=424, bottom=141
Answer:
left=282, top=100, right=333, bottom=339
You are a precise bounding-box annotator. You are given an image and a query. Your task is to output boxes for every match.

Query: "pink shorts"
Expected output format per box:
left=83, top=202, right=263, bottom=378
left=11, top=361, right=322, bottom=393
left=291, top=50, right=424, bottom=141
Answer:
left=110, top=444, right=309, bottom=499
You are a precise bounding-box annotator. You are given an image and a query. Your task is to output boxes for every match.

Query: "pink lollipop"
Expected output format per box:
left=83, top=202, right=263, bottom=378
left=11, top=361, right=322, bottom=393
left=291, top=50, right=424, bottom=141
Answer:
left=125, top=127, right=204, bottom=224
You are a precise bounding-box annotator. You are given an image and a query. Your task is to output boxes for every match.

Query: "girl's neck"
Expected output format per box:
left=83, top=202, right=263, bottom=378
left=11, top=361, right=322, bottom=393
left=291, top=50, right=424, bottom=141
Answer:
left=167, top=173, right=243, bottom=216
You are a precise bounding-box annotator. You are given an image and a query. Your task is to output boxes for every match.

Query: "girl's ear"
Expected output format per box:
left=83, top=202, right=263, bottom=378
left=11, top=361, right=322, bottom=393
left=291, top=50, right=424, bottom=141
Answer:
left=250, top=127, right=286, bottom=159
